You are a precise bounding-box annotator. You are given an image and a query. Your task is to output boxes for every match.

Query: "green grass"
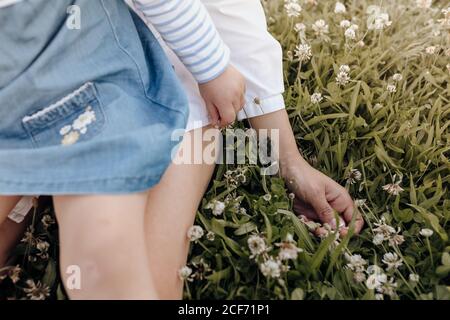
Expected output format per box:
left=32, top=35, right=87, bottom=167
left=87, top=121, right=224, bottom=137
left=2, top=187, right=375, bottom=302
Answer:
left=1, top=0, right=449, bottom=300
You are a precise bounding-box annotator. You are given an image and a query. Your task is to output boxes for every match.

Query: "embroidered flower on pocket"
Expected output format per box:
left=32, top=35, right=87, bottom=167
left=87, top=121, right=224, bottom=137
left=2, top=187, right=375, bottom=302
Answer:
left=61, top=131, right=80, bottom=146
left=59, top=125, right=72, bottom=136
left=60, top=106, right=97, bottom=146
left=72, top=106, right=96, bottom=134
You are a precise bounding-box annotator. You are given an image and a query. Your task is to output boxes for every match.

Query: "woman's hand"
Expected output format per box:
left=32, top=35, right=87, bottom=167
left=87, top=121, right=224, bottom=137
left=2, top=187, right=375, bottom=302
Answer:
left=282, top=157, right=364, bottom=237
left=248, top=109, right=364, bottom=237
left=198, top=65, right=246, bottom=128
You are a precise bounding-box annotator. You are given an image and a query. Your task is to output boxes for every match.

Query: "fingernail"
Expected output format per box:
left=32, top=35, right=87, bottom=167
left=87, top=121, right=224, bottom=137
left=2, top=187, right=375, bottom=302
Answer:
left=330, top=218, right=337, bottom=229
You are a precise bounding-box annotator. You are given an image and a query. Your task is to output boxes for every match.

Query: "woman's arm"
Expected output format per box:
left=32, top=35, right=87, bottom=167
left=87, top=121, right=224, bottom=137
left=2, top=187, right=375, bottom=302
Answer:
left=249, top=109, right=364, bottom=235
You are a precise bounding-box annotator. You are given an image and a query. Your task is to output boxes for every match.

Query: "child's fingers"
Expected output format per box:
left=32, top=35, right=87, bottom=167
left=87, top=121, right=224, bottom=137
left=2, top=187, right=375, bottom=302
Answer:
left=218, top=104, right=236, bottom=127
left=232, top=96, right=245, bottom=113
left=205, top=101, right=219, bottom=127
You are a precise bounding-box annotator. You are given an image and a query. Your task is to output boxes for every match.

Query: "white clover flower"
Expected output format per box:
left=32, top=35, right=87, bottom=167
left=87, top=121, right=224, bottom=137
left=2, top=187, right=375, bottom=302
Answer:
left=259, top=258, right=282, bottom=278
left=336, top=71, right=350, bottom=86
left=206, top=231, right=215, bottom=241
left=284, top=0, right=302, bottom=17
left=288, top=193, right=296, bottom=200
left=345, top=253, right=368, bottom=273
left=276, top=234, right=303, bottom=261
left=263, top=193, right=272, bottom=201
left=366, top=272, right=387, bottom=290
left=339, top=64, right=351, bottom=73
left=357, top=40, right=365, bottom=47
left=334, top=2, right=346, bottom=14
left=425, top=46, right=437, bottom=54
left=294, top=43, right=312, bottom=62
left=419, top=228, right=434, bottom=237
left=438, top=7, right=450, bottom=28
left=312, top=19, right=329, bottom=37
left=294, top=22, right=306, bottom=33
left=346, top=168, right=362, bottom=184
left=178, top=266, right=193, bottom=281
left=340, top=19, right=351, bottom=28
left=310, top=92, right=323, bottom=104
left=354, top=272, right=366, bottom=283
left=409, top=273, right=420, bottom=282
left=36, top=240, right=50, bottom=253
left=377, top=277, right=398, bottom=298
left=392, top=73, right=403, bottom=81
left=382, top=175, right=404, bottom=195
left=388, top=233, right=405, bottom=247
left=206, top=199, right=226, bottom=216
left=24, top=280, right=50, bottom=300
left=41, top=215, right=55, bottom=229
left=367, top=265, right=384, bottom=275
left=187, top=225, right=204, bottom=242
left=248, top=234, right=268, bottom=258
left=278, top=245, right=302, bottom=261
left=386, top=84, right=397, bottom=93
left=382, top=252, right=403, bottom=271
left=416, top=0, right=432, bottom=9
left=372, top=233, right=385, bottom=246
left=344, top=27, right=356, bottom=40
left=373, top=217, right=400, bottom=246
left=366, top=6, right=392, bottom=30
left=354, top=199, right=366, bottom=208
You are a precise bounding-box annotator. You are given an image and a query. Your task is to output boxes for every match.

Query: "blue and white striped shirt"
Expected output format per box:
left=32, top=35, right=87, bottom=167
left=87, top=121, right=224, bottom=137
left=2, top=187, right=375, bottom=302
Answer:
left=133, top=0, right=231, bottom=84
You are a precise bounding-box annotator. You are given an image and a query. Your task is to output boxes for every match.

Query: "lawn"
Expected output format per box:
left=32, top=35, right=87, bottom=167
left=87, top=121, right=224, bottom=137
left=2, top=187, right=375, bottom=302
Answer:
left=1, top=0, right=449, bottom=300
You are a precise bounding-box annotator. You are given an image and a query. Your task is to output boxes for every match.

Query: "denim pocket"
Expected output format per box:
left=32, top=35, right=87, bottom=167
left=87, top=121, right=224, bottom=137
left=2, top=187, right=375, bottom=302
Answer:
left=22, top=82, right=106, bottom=148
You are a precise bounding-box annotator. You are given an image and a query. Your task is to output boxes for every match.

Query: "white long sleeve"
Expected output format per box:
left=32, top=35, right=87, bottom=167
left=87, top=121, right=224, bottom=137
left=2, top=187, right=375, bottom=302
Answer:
left=132, top=0, right=231, bottom=83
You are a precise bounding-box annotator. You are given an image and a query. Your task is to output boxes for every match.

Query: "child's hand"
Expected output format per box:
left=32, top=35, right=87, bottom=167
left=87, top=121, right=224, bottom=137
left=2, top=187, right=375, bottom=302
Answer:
left=199, top=65, right=246, bottom=128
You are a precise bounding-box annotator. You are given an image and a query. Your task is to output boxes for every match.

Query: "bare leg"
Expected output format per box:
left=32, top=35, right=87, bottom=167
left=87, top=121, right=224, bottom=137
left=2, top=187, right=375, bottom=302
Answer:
left=145, top=126, right=220, bottom=299
left=0, top=196, right=22, bottom=267
left=0, top=216, right=31, bottom=267
left=54, top=193, right=158, bottom=300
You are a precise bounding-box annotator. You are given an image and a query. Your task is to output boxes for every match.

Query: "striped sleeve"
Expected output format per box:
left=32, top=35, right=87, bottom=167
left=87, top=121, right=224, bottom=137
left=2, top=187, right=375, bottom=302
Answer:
left=132, top=0, right=231, bottom=84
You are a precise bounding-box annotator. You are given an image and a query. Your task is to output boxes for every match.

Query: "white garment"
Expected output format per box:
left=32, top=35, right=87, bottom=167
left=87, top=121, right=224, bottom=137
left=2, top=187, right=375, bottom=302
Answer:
left=131, top=0, right=286, bottom=131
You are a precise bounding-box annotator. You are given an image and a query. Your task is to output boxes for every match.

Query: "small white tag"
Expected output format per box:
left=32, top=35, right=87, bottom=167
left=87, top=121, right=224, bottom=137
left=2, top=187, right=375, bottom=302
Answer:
left=7, top=196, right=35, bottom=224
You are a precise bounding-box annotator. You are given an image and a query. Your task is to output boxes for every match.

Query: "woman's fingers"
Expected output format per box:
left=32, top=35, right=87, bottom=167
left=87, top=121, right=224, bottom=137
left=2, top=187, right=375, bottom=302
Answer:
left=293, top=198, right=318, bottom=220
left=309, top=193, right=335, bottom=225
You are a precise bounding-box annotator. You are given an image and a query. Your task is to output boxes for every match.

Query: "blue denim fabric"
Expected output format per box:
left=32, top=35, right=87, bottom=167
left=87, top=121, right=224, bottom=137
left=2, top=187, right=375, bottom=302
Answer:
left=0, top=0, right=189, bottom=195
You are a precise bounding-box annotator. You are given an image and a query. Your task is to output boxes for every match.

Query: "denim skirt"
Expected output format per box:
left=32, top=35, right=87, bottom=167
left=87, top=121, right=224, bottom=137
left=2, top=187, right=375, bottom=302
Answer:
left=0, top=0, right=189, bottom=195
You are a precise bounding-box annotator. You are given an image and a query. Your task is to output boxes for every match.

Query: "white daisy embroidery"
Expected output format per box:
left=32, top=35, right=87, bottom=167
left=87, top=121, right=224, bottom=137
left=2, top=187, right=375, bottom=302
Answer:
left=59, top=125, right=72, bottom=136
left=72, top=106, right=96, bottom=134
left=60, top=106, right=97, bottom=145
left=61, top=131, right=80, bottom=146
